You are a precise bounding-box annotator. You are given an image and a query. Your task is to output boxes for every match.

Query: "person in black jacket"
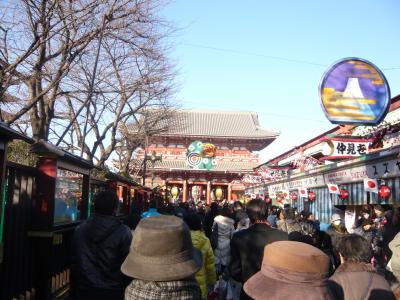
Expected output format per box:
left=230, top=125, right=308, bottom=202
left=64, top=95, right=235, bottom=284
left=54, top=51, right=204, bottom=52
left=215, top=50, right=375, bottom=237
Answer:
left=70, top=190, right=133, bottom=300
left=229, top=199, right=288, bottom=300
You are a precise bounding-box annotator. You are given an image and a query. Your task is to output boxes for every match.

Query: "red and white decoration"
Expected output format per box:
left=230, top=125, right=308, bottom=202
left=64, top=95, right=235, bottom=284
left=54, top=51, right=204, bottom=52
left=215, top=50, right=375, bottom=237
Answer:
left=379, top=185, right=391, bottom=199
left=364, top=178, right=378, bottom=193
left=282, top=190, right=290, bottom=200
left=308, top=191, right=316, bottom=201
left=327, top=184, right=340, bottom=194
left=298, top=187, right=308, bottom=198
left=339, top=189, right=349, bottom=200
left=290, top=193, right=298, bottom=201
left=269, top=191, right=277, bottom=198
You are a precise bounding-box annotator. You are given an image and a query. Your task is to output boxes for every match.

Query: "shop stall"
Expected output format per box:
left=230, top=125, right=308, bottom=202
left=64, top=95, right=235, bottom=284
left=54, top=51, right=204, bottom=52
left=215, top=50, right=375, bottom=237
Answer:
left=28, top=141, right=93, bottom=299
left=264, top=146, right=400, bottom=227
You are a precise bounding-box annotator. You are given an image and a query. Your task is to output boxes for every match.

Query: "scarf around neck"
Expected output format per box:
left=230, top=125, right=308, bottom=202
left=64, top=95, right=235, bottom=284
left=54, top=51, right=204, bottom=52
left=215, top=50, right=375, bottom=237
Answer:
left=125, top=279, right=201, bottom=300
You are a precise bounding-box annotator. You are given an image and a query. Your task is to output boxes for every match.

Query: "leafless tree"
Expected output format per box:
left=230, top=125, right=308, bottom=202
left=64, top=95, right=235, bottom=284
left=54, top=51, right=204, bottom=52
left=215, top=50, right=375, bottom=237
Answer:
left=1, top=0, right=179, bottom=169
left=115, top=107, right=177, bottom=175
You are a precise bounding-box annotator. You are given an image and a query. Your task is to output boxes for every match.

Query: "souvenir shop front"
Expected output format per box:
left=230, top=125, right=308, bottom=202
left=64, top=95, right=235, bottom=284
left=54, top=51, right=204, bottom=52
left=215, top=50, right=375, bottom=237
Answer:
left=265, top=146, right=400, bottom=227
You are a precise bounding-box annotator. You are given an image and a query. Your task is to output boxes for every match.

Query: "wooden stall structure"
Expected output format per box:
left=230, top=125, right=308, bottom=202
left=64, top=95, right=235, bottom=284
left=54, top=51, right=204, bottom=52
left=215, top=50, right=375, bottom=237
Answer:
left=27, top=140, right=93, bottom=299
left=0, top=122, right=35, bottom=300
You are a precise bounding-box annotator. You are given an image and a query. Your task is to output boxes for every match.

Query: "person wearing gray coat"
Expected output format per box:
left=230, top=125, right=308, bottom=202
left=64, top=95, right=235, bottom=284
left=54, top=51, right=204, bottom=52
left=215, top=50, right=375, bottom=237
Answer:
left=328, top=234, right=395, bottom=300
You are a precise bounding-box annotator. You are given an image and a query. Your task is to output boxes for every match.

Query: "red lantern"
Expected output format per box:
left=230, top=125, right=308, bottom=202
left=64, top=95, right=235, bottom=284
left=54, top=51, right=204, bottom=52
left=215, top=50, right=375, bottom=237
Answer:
left=308, top=191, right=316, bottom=201
left=379, top=185, right=391, bottom=199
left=265, top=197, right=271, bottom=203
left=339, top=189, right=349, bottom=200
left=290, top=193, right=298, bottom=201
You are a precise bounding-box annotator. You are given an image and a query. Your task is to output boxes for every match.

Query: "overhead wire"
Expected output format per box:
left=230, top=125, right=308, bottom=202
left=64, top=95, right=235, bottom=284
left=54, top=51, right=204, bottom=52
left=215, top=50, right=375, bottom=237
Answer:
left=181, top=100, right=329, bottom=124
left=181, top=42, right=400, bottom=71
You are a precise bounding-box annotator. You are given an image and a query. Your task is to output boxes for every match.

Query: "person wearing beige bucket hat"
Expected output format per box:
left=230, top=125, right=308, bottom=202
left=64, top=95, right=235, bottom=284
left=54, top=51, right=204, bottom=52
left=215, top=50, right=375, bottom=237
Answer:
left=121, top=215, right=202, bottom=300
left=244, top=241, right=334, bottom=300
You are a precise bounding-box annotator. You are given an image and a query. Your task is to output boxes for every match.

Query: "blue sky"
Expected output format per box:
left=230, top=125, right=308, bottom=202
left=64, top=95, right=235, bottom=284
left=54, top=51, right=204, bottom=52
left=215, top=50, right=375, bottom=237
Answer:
left=161, top=0, right=400, bottom=162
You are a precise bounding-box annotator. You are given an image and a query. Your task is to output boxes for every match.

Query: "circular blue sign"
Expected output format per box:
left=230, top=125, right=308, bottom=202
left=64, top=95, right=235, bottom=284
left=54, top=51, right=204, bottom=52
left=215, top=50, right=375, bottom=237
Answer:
left=319, top=58, right=390, bottom=126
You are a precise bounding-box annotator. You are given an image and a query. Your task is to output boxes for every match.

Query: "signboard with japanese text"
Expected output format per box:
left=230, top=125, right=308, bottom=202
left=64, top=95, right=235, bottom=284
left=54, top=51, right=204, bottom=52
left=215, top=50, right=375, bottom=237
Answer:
left=319, top=58, right=390, bottom=126
left=320, top=137, right=370, bottom=160
left=324, top=157, right=400, bottom=184
left=268, top=174, right=326, bottom=194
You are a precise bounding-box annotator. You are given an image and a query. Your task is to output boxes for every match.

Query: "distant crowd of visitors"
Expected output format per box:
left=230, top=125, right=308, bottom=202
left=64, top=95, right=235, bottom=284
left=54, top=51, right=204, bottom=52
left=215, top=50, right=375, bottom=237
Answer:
left=70, top=191, right=400, bottom=300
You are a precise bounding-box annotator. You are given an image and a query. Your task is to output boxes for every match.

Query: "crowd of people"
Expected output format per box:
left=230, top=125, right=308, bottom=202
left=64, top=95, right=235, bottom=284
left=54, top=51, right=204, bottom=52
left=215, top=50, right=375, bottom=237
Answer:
left=70, top=190, right=400, bottom=300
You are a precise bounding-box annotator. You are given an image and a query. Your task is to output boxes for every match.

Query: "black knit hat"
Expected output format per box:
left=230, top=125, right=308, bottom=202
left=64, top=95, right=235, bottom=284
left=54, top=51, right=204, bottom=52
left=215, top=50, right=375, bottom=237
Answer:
left=93, top=190, right=118, bottom=215
left=184, top=212, right=202, bottom=231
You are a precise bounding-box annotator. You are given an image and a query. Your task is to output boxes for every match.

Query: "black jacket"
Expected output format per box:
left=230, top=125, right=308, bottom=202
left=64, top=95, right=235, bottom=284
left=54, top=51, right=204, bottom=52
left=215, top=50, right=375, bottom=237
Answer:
left=70, top=214, right=132, bottom=297
left=229, top=223, right=288, bottom=283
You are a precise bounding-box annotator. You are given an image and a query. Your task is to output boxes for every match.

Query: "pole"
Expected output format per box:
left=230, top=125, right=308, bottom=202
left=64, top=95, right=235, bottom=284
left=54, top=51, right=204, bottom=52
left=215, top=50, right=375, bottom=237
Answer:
left=0, top=183, right=7, bottom=244
left=142, top=135, right=148, bottom=186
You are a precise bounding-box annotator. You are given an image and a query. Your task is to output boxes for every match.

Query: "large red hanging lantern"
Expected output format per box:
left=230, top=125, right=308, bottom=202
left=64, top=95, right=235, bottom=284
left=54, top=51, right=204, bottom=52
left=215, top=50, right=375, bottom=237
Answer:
left=308, top=191, right=316, bottom=201
left=290, top=193, right=298, bottom=201
left=265, top=196, right=271, bottom=203
left=379, top=185, right=391, bottom=199
left=339, top=189, right=349, bottom=200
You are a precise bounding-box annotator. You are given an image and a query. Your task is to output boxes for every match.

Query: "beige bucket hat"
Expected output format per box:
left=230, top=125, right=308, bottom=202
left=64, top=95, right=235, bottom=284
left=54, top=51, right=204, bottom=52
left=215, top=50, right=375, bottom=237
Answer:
left=121, top=215, right=202, bottom=281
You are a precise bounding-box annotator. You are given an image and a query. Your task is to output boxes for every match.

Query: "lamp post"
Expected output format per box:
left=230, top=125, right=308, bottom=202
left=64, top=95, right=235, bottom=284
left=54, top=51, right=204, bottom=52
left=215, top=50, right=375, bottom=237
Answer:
left=142, top=134, right=162, bottom=187
left=150, top=151, right=162, bottom=187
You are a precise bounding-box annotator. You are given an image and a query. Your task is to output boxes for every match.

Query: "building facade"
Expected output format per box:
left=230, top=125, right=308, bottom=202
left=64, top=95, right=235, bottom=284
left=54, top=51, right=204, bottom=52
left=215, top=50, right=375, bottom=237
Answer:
left=248, top=94, right=400, bottom=225
left=130, top=110, right=278, bottom=204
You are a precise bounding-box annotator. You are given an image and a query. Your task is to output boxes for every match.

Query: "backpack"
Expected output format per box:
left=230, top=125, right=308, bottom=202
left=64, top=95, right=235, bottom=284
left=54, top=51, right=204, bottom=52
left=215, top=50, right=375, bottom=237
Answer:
left=210, top=222, right=219, bottom=250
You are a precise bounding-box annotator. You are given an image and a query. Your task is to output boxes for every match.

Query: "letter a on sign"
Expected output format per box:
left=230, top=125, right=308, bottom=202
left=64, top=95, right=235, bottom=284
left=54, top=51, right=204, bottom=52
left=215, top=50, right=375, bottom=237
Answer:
left=327, top=184, right=340, bottom=194
left=364, top=178, right=378, bottom=193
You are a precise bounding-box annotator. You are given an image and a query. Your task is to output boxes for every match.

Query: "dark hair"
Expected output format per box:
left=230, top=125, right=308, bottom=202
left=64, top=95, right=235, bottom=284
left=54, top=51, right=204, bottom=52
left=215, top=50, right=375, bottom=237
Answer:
left=184, top=212, right=202, bottom=231
left=210, top=202, right=219, bottom=211
left=219, top=205, right=233, bottom=219
left=338, top=234, right=371, bottom=263
left=93, top=190, right=118, bottom=215
left=233, top=201, right=243, bottom=209
left=282, top=207, right=296, bottom=220
left=246, top=199, right=267, bottom=223
left=288, top=231, right=314, bottom=245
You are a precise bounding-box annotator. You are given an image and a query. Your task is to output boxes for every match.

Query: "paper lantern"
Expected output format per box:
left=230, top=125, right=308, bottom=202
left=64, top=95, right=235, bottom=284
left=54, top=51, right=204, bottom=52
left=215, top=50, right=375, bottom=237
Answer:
left=290, top=193, right=298, bottom=201
left=171, top=186, right=179, bottom=198
left=265, top=197, right=271, bottom=203
left=379, top=185, right=391, bottom=199
left=308, top=191, right=316, bottom=201
left=339, top=189, right=349, bottom=200
left=215, top=187, right=223, bottom=200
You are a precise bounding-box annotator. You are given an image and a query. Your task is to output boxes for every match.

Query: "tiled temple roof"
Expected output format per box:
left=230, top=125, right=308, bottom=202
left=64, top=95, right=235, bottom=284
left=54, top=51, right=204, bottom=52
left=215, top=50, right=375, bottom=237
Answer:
left=127, top=109, right=279, bottom=140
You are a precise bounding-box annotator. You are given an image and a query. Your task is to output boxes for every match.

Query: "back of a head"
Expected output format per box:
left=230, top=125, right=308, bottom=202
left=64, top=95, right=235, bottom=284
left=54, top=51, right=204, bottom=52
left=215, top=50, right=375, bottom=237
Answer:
left=149, top=198, right=157, bottom=209
left=247, top=199, right=267, bottom=223
left=210, top=201, right=219, bottom=211
left=339, top=234, right=371, bottom=263
left=94, top=190, right=118, bottom=216
left=282, top=207, right=296, bottom=220
left=233, top=201, right=243, bottom=210
left=219, top=205, right=233, bottom=219
left=184, top=212, right=202, bottom=231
